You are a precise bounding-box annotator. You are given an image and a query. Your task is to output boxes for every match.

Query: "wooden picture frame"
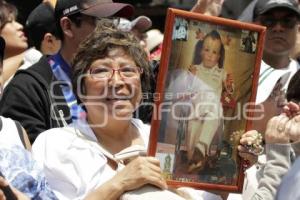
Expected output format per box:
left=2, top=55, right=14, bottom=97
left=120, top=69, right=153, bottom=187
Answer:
left=148, top=8, right=266, bottom=192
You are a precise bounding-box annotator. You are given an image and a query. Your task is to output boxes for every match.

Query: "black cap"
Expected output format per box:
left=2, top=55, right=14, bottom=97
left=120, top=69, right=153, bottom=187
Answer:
left=254, top=0, right=300, bottom=17
left=55, top=0, right=134, bottom=19
left=26, top=2, right=57, bottom=48
left=239, top=0, right=300, bottom=22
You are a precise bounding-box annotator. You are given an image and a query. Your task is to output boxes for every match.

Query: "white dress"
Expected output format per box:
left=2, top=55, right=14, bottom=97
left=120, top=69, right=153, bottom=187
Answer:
left=187, top=63, right=225, bottom=160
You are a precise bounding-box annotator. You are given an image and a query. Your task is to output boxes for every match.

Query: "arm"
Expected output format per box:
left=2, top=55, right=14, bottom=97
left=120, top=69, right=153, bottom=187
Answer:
left=251, top=143, right=291, bottom=200
left=84, top=157, right=167, bottom=200
left=43, top=0, right=56, bottom=7
left=191, top=0, right=224, bottom=16
left=251, top=114, right=291, bottom=200
left=283, top=102, right=300, bottom=156
left=238, top=102, right=298, bottom=164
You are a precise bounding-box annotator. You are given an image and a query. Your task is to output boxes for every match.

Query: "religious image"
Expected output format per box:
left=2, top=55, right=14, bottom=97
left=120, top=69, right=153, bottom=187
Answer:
left=148, top=9, right=265, bottom=192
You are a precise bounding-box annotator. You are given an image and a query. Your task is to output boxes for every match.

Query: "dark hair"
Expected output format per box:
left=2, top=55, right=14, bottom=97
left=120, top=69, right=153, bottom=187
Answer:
left=72, top=19, right=151, bottom=105
left=0, top=0, right=17, bottom=30
left=26, top=2, right=60, bottom=51
left=30, top=25, right=60, bottom=51
left=201, top=30, right=225, bottom=68
left=286, top=69, right=300, bottom=103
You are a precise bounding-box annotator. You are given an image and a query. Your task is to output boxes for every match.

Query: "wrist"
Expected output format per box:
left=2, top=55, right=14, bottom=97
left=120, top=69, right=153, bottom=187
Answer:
left=111, top=179, right=126, bottom=195
left=104, top=178, right=126, bottom=198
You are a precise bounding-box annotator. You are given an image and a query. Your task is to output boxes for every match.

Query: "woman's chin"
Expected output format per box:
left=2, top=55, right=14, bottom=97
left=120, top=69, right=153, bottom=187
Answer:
left=109, top=108, right=134, bottom=120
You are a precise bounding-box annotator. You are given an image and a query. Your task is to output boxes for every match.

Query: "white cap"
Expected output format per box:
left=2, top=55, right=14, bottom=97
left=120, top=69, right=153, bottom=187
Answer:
left=117, top=16, right=152, bottom=32
left=255, top=60, right=299, bottom=104
left=146, top=29, right=164, bottom=52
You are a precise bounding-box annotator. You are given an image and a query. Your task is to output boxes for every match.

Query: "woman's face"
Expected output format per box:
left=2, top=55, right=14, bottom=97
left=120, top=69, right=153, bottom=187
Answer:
left=201, top=37, right=221, bottom=68
left=0, top=15, right=27, bottom=56
left=82, top=47, right=142, bottom=122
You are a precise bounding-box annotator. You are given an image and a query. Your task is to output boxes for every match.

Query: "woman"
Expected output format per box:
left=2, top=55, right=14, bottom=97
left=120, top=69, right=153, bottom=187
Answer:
left=237, top=69, right=300, bottom=200
left=32, top=23, right=168, bottom=200
left=0, top=0, right=28, bottom=83
left=0, top=36, right=57, bottom=200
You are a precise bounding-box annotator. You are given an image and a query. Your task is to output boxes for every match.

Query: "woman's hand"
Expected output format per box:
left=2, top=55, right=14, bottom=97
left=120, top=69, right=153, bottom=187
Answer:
left=285, top=114, right=300, bottom=142
left=283, top=101, right=300, bottom=118
left=112, top=156, right=167, bottom=193
left=238, top=130, right=259, bottom=165
left=282, top=101, right=300, bottom=142
left=265, top=114, right=290, bottom=144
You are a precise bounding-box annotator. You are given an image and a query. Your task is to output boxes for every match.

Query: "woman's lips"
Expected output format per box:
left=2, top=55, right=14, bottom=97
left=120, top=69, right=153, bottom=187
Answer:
left=19, top=32, right=27, bottom=41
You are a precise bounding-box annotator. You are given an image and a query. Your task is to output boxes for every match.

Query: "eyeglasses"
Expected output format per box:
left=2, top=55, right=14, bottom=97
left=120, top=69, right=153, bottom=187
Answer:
left=259, top=17, right=298, bottom=29
left=89, top=65, right=143, bottom=80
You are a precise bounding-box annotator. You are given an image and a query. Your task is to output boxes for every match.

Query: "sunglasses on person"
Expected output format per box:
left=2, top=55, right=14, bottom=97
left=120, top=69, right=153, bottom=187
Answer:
left=259, top=16, right=298, bottom=29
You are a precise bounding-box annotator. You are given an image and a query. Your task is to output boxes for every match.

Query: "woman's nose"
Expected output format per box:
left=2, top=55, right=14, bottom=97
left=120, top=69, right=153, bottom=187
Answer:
left=14, top=21, right=23, bottom=30
left=109, top=70, right=124, bottom=87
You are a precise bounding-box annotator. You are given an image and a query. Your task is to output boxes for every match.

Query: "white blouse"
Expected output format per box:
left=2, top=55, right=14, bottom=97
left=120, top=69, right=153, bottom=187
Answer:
left=32, top=118, right=150, bottom=200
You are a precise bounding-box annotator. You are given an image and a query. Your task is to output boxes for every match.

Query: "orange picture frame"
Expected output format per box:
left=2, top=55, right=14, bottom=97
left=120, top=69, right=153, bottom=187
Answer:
left=148, top=8, right=266, bottom=192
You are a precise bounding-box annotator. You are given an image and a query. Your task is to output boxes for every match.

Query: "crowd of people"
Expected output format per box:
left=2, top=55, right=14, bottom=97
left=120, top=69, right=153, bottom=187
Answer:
left=0, top=0, right=300, bottom=199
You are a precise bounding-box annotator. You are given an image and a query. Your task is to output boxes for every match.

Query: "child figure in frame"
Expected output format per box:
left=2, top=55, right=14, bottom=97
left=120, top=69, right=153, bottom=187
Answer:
left=187, top=30, right=234, bottom=173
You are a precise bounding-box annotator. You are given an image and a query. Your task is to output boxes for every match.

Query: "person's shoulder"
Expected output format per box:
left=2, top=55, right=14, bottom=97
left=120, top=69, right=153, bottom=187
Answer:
left=0, top=116, right=24, bottom=147
left=5, top=56, right=53, bottom=90
left=0, top=115, right=13, bottom=124
left=34, top=127, right=77, bottom=145
left=23, top=48, right=43, bottom=66
left=32, top=127, right=77, bottom=154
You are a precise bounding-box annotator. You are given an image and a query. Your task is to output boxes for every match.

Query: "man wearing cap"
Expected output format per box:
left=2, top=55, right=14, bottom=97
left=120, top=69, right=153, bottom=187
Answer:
left=0, top=0, right=133, bottom=143
left=239, top=0, right=300, bottom=133
left=235, top=0, right=300, bottom=199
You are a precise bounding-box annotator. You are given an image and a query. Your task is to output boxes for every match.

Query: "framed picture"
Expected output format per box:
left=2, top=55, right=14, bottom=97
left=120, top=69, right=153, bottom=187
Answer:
left=148, top=8, right=266, bottom=192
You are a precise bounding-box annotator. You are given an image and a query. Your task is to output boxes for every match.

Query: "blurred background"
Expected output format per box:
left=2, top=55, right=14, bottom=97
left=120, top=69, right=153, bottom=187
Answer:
left=7, top=0, right=253, bottom=33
